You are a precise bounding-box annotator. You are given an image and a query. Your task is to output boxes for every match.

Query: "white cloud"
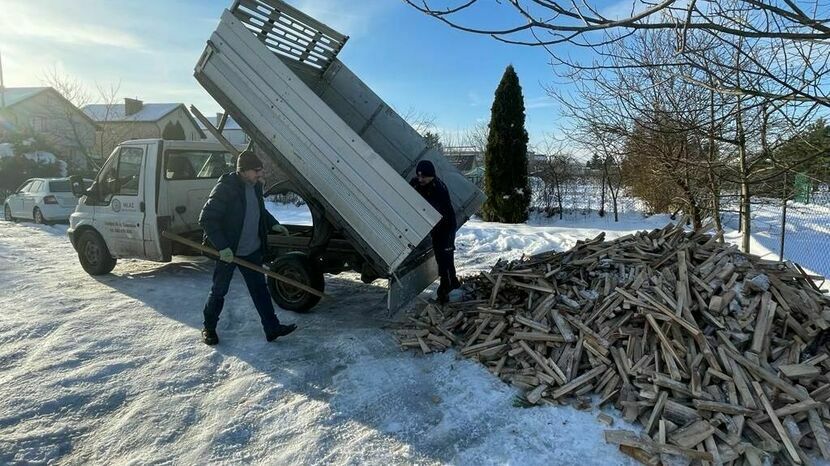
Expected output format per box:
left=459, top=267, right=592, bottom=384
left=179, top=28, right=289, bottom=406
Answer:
left=467, top=91, right=486, bottom=107
left=0, top=1, right=145, bottom=50
left=525, top=96, right=556, bottom=110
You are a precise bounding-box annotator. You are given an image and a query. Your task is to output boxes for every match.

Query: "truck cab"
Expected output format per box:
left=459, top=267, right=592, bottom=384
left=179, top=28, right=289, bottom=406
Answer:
left=68, top=139, right=236, bottom=274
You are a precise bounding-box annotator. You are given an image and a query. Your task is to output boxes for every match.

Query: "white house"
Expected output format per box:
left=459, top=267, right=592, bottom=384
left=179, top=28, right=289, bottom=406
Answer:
left=198, top=114, right=250, bottom=146
left=82, top=98, right=206, bottom=159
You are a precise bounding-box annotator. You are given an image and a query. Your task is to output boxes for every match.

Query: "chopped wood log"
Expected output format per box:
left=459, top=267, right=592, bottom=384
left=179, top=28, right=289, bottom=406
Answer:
left=645, top=391, right=668, bottom=435
left=693, top=400, right=757, bottom=416
left=604, top=429, right=714, bottom=461
left=417, top=337, right=431, bottom=354
left=618, top=445, right=659, bottom=465
left=752, top=381, right=802, bottom=464
left=770, top=399, right=826, bottom=419
left=778, top=364, right=821, bottom=380
left=549, top=308, right=576, bottom=343
left=808, top=409, right=830, bottom=460
left=514, top=315, right=551, bottom=333
left=551, top=365, right=607, bottom=399
left=511, top=332, right=566, bottom=343
left=397, top=220, right=830, bottom=465
left=669, top=420, right=716, bottom=449
left=526, top=383, right=547, bottom=404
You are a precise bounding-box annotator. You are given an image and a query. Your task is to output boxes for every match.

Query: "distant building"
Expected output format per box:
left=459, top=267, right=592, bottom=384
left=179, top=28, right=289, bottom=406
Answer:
left=443, top=145, right=543, bottom=182
left=82, top=98, right=205, bottom=159
left=443, top=146, right=481, bottom=173
left=198, top=114, right=251, bottom=146
left=0, top=87, right=97, bottom=168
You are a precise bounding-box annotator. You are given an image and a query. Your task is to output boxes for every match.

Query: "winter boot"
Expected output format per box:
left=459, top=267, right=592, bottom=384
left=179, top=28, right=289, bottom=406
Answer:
left=266, top=323, right=297, bottom=342
left=202, top=328, right=219, bottom=346
left=436, top=284, right=450, bottom=305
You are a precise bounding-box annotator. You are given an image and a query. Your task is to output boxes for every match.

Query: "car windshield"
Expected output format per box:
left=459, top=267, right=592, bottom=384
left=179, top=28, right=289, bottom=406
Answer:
left=49, top=180, right=72, bottom=192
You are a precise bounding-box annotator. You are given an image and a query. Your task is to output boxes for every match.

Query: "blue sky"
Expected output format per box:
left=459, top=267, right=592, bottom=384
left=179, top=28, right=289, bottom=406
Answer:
left=0, top=0, right=578, bottom=148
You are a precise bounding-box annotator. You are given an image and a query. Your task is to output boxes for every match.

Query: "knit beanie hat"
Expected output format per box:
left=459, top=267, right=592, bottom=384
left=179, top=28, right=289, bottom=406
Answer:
left=237, top=150, right=263, bottom=171
left=416, top=160, right=436, bottom=177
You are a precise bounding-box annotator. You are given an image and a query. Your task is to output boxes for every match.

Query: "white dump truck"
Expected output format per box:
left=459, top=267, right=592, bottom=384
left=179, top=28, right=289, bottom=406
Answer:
left=68, top=0, right=484, bottom=312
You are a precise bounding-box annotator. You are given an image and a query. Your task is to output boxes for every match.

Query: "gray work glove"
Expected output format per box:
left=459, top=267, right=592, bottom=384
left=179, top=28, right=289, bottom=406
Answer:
left=218, top=248, right=234, bottom=263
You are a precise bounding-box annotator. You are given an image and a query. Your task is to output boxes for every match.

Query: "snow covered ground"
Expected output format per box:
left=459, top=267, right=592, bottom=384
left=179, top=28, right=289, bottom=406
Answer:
left=0, top=203, right=826, bottom=464
left=0, top=208, right=647, bottom=465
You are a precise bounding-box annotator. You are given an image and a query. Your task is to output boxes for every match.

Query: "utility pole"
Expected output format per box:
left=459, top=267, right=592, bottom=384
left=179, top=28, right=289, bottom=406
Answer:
left=0, top=50, right=6, bottom=108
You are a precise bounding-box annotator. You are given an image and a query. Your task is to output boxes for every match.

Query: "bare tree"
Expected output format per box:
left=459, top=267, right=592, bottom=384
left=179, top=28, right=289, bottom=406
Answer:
left=536, top=135, right=576, bottom=218
left=400, top=106, right=437, bottom=134
left=545, top=26, right=827, bottom=248
left=404, top=0, right=830, bottom=105
left=92, top=81, right=128, bottom=160
left=40, top=67, right=99, bottom=171
left=40, top=68, right=142, bottom=173
left=602, top=154, right=624, bottom=222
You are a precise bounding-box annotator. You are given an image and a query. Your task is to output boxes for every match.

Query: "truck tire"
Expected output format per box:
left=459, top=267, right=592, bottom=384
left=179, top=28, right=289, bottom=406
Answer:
left=266, top=252, right=324, bottom=312
left=78, top=230, right=117, bottom=275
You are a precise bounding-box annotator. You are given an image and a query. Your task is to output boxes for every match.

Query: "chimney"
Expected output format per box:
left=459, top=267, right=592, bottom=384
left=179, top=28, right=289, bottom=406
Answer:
left=125, top=98, right=143, bottom=116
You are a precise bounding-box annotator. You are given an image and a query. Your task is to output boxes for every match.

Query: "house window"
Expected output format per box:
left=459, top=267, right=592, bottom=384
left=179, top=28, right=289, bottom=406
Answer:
left=29, top=116, right=48, bottom=132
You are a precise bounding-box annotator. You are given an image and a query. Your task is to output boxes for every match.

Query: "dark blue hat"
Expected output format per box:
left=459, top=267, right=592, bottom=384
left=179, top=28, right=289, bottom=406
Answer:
left=416, top=160, right=436, bottom=177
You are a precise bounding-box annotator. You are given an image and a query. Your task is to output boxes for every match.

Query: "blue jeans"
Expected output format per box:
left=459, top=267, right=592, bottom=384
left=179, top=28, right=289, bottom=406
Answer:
left=203, top=249, right=280, bottom=333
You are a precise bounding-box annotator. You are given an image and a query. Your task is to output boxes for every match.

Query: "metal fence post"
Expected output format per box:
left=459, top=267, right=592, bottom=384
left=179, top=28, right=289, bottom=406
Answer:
left=779, top=171, right=787, bottom=262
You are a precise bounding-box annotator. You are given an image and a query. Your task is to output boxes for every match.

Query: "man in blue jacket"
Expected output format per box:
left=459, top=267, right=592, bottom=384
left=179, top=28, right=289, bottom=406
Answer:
left=410, top=160, right=460, bottom=304
left=198, top=150, right=296, bottom=345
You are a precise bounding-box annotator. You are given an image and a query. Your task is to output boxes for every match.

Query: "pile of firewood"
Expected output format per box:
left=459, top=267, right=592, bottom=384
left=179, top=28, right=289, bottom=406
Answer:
left=397, top=222, right=830, bottom=465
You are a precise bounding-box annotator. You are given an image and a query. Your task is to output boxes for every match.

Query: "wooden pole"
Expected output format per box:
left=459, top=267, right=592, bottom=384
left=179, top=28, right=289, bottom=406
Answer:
left=162, top=231, right=326, bottom=299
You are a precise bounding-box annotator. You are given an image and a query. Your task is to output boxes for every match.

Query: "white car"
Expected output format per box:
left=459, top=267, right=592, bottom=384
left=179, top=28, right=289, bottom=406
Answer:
left=4, top=178, right=90, bottom=224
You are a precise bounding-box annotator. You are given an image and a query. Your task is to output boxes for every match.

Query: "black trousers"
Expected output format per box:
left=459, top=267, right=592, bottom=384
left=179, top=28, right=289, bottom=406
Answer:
left=433, top=232, right=457, bottom=298
left=203, top=249, right=280, bottom=333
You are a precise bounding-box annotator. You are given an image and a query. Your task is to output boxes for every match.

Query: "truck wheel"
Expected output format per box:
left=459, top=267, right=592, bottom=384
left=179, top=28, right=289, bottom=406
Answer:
left=4, top=204, right=15, bottom=222
left=78, top=230, right=117, bottom=275
left=266, top=252, right=324, bottom=312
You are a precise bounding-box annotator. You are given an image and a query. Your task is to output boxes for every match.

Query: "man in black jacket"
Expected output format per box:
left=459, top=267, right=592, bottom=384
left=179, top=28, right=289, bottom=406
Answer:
left=410, top=160, right=460, bottom=304
left=198, top=150, right=296, bottom=345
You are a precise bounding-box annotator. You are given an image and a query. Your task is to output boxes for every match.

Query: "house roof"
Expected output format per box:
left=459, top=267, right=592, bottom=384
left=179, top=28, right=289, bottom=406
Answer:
left=0, top=87, right=98, bottom=128
left=82, top=103, right=182, bottom=123
left=0, top=87, right=50, bottom=108
left=446, top=153, right=477, bottom=172
left=82, top=102, right=205, bottom=138
left=197, top=115, right=244, bottom=131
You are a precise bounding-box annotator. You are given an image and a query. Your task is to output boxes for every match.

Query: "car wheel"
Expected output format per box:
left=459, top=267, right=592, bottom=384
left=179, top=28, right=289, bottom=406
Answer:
left=266, top=252, right=324, bottom=312
left=77, top=230, right=117, bottom=275
left=3, top=204, right=15, bottom=222
left=33, top=208, right=46, bottom=225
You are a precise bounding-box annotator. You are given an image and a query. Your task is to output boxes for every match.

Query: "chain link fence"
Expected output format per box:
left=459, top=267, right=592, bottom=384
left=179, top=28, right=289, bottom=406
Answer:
left=721, top=172, right=830, bottom=282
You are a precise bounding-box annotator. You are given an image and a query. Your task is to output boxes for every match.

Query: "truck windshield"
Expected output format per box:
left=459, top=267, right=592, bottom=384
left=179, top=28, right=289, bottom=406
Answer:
left=165, top=150, right=235, bottom=180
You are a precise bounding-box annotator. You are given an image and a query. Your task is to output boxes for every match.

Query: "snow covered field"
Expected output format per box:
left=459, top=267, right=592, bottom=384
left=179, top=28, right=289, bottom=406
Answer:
left=0, top=203, right=826, bottom=464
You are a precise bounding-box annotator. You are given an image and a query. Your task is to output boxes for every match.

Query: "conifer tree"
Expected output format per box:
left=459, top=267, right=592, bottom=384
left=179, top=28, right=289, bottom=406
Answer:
left=482, top=65, right=530, bottom=223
